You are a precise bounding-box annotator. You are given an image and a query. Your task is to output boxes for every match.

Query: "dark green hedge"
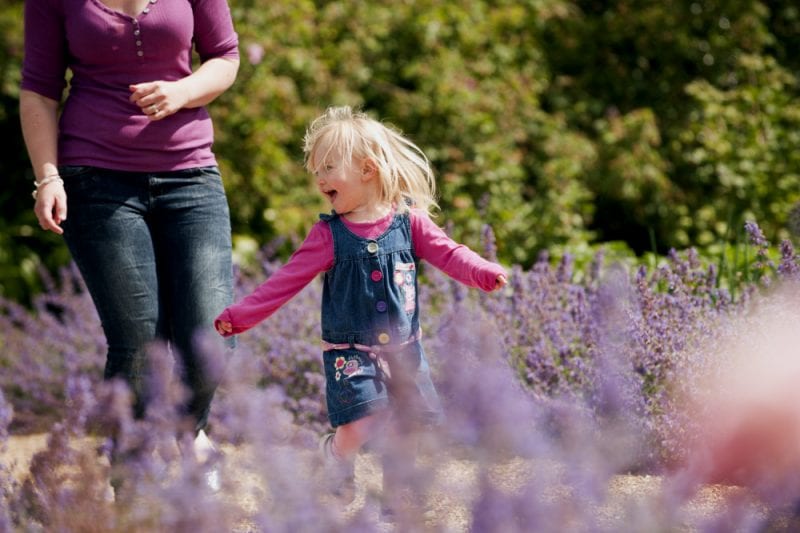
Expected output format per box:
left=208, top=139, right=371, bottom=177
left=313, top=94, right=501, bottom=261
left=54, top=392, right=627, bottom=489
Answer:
left=2, top=0, right=799, bottom=302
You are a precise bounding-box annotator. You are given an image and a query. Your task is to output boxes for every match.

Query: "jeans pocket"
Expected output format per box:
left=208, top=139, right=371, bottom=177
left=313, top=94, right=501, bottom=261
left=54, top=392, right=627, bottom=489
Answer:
left=59, top=165, right=95, bottom=178
left=171, top=166, right=224, bottom=188
left=60, top=165, right=99, bottom=194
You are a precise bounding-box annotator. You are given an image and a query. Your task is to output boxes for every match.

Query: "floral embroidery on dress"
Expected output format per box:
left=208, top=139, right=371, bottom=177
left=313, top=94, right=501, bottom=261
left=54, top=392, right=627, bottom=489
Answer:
left=343, top=359, right=361, bottom=377
left=394, top=262, right=416, bottom=313
left=333, top=355, right=364, bottom=381
left=334, top=356, right=346, bottom=381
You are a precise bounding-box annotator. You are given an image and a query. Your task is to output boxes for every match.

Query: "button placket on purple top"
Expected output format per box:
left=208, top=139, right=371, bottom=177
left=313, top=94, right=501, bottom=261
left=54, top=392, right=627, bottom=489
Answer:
left=133, top=20, right=143, bottom=58
left=133, top=0, right=157, bottom=61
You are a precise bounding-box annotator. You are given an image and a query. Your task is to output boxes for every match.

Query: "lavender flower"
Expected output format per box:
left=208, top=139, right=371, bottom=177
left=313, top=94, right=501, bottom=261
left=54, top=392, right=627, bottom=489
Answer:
left=1, top=220, right=799, bottom=531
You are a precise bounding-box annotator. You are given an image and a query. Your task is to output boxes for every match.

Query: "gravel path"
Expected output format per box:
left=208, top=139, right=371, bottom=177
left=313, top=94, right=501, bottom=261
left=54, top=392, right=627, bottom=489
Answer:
left=0, top=434, right=764, bottom=531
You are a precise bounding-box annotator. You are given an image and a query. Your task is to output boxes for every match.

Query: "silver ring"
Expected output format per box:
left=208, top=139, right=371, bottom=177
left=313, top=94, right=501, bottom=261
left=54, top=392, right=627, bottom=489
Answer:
left=150, top=105, right=158, bottom=114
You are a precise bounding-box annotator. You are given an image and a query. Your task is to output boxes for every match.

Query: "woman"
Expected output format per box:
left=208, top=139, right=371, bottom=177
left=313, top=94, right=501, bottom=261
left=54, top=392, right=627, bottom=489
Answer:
left=20, top=0, right=239, bottom=464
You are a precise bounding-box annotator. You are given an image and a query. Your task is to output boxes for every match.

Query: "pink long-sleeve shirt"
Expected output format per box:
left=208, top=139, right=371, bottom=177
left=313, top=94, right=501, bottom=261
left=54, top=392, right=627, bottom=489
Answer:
left=215, top=209, right=506, bottom=336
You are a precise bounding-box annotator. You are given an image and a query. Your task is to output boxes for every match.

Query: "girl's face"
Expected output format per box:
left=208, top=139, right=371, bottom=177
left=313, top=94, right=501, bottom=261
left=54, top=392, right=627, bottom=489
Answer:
left=313, top=150, right=381, bottom=221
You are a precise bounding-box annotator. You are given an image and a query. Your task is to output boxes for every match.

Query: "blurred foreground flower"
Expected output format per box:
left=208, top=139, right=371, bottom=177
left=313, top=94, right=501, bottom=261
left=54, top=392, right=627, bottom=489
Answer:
left=674, top=281, right=800, bottom=520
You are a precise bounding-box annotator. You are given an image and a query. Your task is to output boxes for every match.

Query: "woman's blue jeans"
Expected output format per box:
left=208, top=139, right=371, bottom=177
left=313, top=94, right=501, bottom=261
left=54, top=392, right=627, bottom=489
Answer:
left=61, top=165, right=234, bottom=432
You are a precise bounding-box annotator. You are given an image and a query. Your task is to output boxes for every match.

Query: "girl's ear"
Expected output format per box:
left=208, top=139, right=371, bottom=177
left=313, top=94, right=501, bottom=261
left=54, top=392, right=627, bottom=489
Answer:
left=361, top=159, right=378, bottom=181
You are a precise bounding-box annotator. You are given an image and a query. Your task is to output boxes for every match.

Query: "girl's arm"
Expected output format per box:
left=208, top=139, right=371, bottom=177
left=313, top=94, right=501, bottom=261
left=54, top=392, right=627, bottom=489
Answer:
left=215, top=222, right=334, bottom=336
left=410, top=210, right=507, bottom=292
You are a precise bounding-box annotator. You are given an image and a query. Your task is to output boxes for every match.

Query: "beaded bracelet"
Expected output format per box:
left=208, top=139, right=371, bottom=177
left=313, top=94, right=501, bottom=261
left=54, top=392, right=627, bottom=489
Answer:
left=31, top=174, right=64, bottom=200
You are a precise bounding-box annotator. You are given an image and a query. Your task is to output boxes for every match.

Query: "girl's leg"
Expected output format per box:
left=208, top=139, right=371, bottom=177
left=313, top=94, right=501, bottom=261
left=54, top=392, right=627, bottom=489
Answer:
left=379, top=420, right=424, bottom=521
left=377, top=345, right=442, bottom=520
left=319, top=413, right=388, bottom=503
left=330, top=413, right=388, bottom=459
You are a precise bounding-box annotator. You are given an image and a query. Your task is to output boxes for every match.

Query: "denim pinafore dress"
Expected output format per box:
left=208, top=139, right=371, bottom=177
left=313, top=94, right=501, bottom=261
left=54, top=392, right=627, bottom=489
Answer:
left=320, top=211, right=443, bottom=428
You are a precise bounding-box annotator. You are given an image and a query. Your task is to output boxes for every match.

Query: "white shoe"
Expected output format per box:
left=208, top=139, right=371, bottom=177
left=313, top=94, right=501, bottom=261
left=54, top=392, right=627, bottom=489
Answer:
left=194, top=429, right=217, bottom=463
left=194, top=429, right=221, bottom=492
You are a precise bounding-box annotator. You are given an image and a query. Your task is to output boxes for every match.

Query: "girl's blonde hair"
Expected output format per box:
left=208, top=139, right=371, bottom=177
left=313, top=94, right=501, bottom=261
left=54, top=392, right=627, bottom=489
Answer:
left=303, top=106, right=439, bottom=216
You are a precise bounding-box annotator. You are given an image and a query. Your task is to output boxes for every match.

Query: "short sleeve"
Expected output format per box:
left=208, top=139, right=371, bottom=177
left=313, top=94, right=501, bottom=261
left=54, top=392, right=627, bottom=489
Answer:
left=21, top=0, right=68, bottom=101
left=191, top=0, right=239, bottom=62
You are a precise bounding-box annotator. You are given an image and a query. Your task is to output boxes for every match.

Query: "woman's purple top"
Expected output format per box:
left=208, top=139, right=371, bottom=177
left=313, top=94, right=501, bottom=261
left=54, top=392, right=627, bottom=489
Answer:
left=21, top=0, right=239, bottom=172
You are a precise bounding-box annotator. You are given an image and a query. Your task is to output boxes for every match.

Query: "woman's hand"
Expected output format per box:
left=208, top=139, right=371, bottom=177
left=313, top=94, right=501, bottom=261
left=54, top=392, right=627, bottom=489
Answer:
left=130, top=57, right=239, bottom=121
left=129, top=81, right=189, bottom=121
left=494, top=274, right=508, bottom=291
left=33, top=181, right=67, bottom=234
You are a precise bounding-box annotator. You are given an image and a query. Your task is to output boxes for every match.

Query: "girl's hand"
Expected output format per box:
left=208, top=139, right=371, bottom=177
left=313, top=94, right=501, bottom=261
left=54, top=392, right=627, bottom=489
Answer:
left=494, top=274, right=508, bottom=291
left=129, top=81, right=189, bottom=121
left=33, top=181, right=67, bottom=234
left=215, top=320, right=233, bottom=335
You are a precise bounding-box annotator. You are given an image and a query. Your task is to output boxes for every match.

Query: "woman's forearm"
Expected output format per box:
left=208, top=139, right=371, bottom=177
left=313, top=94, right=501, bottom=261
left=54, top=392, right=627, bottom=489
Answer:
left=179, top=57, right=240, bottom=109
left=19, top=89, right=60, bottom=179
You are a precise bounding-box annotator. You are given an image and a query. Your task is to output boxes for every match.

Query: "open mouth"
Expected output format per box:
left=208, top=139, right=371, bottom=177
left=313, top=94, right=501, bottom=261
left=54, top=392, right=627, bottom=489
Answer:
left=323, top=190, right=338, bottom=203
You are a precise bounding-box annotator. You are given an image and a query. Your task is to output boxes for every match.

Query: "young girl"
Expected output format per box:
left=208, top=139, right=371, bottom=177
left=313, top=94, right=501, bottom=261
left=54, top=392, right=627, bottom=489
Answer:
left=215, top=106, right=507, bottom=502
